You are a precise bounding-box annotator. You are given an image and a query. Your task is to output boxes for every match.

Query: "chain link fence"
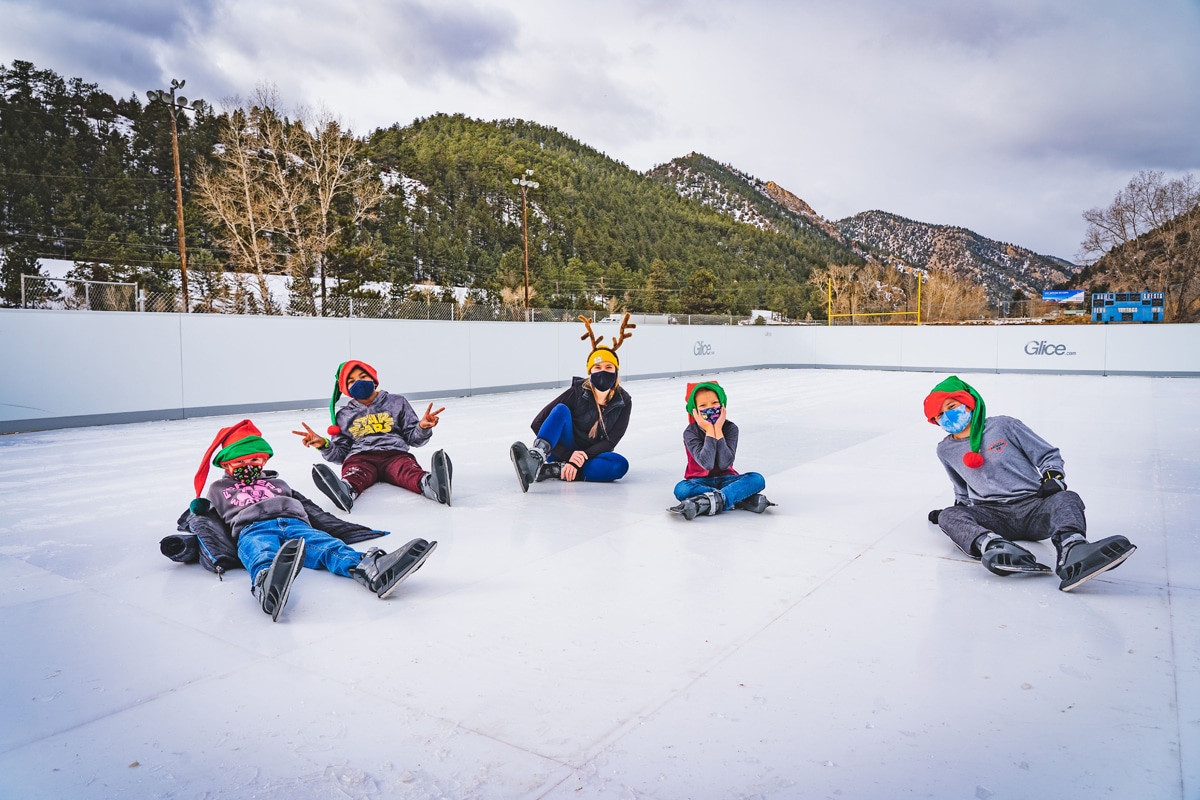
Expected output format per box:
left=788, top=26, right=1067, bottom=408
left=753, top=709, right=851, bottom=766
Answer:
left=19, top=275, right=1083, bottom=325
left=13, top=275, right=764, bottom=324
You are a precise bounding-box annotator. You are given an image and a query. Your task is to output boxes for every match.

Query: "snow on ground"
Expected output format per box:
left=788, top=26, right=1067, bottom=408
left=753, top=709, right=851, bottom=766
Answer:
left=0, top=368, right=1196, bottom=799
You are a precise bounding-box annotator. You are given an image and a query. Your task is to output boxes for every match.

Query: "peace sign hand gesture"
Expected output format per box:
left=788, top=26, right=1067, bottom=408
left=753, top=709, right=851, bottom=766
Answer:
left=292, top=421, right=327, bottom=449
left=419, top=403, right=446, bottom=429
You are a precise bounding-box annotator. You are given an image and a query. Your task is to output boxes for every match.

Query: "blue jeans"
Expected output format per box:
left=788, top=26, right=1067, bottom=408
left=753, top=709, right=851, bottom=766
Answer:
left=238, top=517, right=363, bottom=585
left=673, top=473, right=766, bottom=509
left=537, top=404, right=629, bottom=482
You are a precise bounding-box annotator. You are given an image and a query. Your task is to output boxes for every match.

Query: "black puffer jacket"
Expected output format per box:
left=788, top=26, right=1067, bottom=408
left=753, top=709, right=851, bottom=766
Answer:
left=531, top=376, right=633, bottom=461
left=160, top=491, right=387, bottom=577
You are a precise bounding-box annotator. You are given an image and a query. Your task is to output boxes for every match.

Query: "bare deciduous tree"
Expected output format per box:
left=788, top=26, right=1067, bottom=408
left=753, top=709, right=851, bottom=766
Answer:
left=1080, top=170, right=1200, bottom=321
left=195, top=88, right=386, bottom=315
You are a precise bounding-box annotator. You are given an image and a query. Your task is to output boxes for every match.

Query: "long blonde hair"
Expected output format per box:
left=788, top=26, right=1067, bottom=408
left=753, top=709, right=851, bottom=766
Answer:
left=583, top=374, right=619, bottom=439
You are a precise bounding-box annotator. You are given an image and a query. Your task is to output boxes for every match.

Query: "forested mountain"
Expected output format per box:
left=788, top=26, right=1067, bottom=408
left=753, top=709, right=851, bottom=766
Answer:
left=0, top=60, right=225, bottom=303
left=0, top=60, right=853, bottom=318
left=836, top=211, right=1078, bottom=302
left=647, top=153, right=1079, bottom=303
left=645, top=152, right=858, bottom=256
left=0, top=59, right=1086, bottom=319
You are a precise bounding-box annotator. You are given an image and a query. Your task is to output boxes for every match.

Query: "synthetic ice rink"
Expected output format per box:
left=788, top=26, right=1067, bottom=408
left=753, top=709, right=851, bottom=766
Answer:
left=1, top=368, right=1196, bottom=799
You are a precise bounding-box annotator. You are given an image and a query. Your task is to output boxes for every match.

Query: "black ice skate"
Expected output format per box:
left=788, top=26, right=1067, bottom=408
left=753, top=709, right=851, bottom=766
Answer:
left=509, top=438, right=550, bottom=492
left=980, top=538, right=1052, bottom=576
left=734, top=494, right=776, bottom=513
left=312, top=463, right=356, bottom=512
left=668, top=491, right=725, bottom=520
left=253, top=537, right=305, bottom=621
left=352, top=539, right=438, bottom=598
left=1056, top=535, right=1136, bottom=592
left=420, top=449, right=453, bottom=506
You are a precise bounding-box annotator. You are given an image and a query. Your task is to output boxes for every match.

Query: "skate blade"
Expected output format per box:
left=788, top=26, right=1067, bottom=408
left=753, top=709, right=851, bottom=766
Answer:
left=311, top=464, right=352, bottom=512
left=378, top=540, right=438, bottom=599
left=264, top=539, right=305, bottom=621
left=1059, top=544, right=1136, bottom=592
left=988, top=562, right=1052, bottom=575
left=509, top=444, right=531, bottom=493
left=432, top=451, right=452, bottom=506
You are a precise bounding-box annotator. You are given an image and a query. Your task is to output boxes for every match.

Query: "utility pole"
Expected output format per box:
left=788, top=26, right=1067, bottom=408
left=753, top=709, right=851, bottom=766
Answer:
left=511, top=169, right=539, bottom=310
left=147, top=79, right=200, bottom=313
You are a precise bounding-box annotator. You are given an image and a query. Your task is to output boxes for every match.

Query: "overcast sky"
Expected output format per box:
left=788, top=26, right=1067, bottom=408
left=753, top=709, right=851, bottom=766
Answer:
left=3, top=0, right=1199, bottom=260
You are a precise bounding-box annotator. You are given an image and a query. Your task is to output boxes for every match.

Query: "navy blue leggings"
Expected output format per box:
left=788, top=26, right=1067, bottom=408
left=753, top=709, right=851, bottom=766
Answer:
left=537, top=404, right=628, bottom=482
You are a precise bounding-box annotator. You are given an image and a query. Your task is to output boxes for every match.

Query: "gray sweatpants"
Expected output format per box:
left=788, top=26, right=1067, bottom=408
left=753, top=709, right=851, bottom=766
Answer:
left=937, top=491, right=1087, bottom=557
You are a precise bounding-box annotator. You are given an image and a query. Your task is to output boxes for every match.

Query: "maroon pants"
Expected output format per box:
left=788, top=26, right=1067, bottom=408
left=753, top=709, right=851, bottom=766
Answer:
left=341, top=450, right=425, bottom=496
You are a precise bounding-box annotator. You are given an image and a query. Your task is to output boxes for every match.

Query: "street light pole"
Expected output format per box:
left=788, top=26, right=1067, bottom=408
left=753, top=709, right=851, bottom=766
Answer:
left=147, top=79, right=200, bottom=313
left=511, top=169, right=539, bottom=311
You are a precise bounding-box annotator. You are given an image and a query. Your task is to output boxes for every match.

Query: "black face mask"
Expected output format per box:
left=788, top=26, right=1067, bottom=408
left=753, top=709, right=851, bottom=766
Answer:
left=589, top=371, right=618, bottom=392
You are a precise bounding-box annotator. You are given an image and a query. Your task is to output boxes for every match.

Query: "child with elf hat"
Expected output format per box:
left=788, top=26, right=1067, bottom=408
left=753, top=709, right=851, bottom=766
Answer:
left=294, top=360, right=451, bottom=512
left=924, top=376, right=1135, bottom=591
left=192, top=420, right=436, bottom=621
left=509, top=314, right=635, bottom=491
left=668, top=381, right=774, bottom=519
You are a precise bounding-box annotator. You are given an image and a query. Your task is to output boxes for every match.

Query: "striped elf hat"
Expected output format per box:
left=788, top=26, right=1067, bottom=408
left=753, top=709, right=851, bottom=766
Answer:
left=327, top=360, right=378, bottom=435
left=923, top=376, right=988, bottom=469
left=191, top=419, right=273, bottom=512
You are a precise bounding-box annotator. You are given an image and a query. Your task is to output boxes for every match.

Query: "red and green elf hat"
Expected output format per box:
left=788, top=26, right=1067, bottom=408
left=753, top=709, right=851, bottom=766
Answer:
left=191, top=419, right=273, bottom=511
left=924, top=375, right=987, bottom=469
left=685, top=381, right=727, bottom=415
left=327, top=360, right=378, bottom=435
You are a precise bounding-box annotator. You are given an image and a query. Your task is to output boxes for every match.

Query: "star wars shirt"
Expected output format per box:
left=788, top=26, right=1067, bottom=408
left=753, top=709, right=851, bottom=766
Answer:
left=320, top=390, right=433, bottom=463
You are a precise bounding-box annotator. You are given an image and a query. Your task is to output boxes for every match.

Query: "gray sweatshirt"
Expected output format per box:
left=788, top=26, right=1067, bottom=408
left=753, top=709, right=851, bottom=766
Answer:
left=937, top=414, right=1065, bottom=505
left=320, top=390, right=433, bottom=463
left=683, top=419, right=740, bottom=478
left=206, top=472, right=309, bottom=539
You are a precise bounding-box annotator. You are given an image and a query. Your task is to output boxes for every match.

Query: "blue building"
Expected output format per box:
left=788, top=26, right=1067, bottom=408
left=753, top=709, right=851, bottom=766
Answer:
left=1091, top=291, right=1165, bottom=323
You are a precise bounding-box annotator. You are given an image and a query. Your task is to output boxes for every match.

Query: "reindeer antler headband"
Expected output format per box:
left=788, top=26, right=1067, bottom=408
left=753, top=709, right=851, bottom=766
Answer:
left=580, top=312, right=636, bottom=370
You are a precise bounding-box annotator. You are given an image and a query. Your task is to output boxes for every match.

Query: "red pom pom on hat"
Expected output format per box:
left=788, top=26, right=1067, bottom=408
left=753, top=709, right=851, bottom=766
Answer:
left=327, top=425, right=340, bottom=436
left=963, top=451, right=985, bottom=469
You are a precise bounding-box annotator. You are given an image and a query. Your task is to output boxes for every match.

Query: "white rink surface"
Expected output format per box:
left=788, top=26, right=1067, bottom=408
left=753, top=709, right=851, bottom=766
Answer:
left=0, top=368, right=1196, bottom=800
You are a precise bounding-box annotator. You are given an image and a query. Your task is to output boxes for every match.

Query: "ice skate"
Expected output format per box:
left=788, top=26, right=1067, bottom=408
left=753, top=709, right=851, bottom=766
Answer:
left=1056, top=535, right=1136, bottom=592
left=312, top=463, right=356, bottom=512
left=420, top=449, right=453, bottom=506
left=980, top=538, right=1051, bottom=576
left=668, top=491, right=724, bottom=520
left=734, top=493, right=775, bottom=513
left=253, top=537, right=305, bottom=621
left=510, top=439, right=552, bottom=491
left=352, top=539, right=438, bottom=598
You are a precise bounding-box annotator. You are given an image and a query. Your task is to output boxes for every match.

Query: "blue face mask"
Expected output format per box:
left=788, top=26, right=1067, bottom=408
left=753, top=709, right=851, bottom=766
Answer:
left=938, top=405, right=972, bottom=434
left=348, top=379, right=376, bottom=400
left=589, top=370, right=618, bottom=392
left=699, top=405, right=722, bottom=424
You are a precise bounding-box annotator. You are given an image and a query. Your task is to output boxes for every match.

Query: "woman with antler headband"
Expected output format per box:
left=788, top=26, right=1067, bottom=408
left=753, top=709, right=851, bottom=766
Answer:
left=509, top=314, right=636, bottom=491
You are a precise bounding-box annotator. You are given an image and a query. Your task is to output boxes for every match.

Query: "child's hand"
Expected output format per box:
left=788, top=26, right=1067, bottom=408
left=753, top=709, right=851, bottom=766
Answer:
left=292, top=421, right=327, bottom=449
left=713, top=405, right=727, bottom=434
left=693, top=408, right=715, bottom=435
left=419, top=403, right=446, bottom=429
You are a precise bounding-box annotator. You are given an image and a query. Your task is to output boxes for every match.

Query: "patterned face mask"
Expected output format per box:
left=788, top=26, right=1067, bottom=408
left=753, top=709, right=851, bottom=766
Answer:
left=699, top=405, right=722, bottom=425
left=231, top=464, right=263, bottom=483
left=938, top=405, right=972, bottom=434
